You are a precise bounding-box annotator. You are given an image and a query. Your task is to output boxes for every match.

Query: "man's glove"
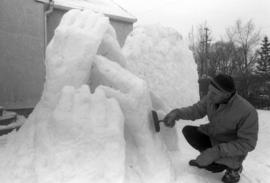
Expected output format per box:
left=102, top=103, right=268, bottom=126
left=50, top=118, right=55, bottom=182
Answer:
left=195, top=146, right=221, bottom=167
left=163, top=109, right=181, bottom=128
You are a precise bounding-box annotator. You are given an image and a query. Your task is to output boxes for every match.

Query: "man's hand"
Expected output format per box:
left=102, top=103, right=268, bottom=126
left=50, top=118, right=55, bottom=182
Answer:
left=163, top=109, right=180, bottom=128
left=194, top=146, right=221, bottom=167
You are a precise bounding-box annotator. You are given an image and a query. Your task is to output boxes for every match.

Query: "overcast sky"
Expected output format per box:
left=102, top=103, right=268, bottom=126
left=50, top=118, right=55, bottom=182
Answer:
left=114, top=0, right=270, bottom=40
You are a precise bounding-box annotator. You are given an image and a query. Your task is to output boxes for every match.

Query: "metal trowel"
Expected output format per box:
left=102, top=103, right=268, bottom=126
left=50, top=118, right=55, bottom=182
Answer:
left=152, top=110, right=166, bottom=132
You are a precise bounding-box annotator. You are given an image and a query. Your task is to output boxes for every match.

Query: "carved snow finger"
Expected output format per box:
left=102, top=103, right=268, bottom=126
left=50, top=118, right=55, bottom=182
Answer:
left=89, top=16, right=110, bottom=45
left=58, top=9, right=81, bottom=27
left=94, top=56, right=142, bottom=93
left=54, top=86, right=75, bottom=116
left=72, top=85, right=92, bottom=115
left=97, top=85, right=131, bottom=107
left=72, top=10, right=94, bottom=28
left=81, top=10, right=100, bottom=29
left=98, top=33, right=127, bottom=67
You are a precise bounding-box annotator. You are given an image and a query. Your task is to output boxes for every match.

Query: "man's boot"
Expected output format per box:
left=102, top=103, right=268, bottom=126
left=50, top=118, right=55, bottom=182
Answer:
left=189, top=160, right=227, bottom=173
left=221, top=166, right=243, bottom=183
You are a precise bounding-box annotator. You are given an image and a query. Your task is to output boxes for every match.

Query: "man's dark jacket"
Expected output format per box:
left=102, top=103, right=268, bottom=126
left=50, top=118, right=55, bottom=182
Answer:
left=178, top=93, right=258, bottom=169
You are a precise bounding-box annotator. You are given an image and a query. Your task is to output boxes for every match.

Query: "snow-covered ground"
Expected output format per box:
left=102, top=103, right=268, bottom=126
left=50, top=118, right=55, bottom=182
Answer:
left=0, top=111, right=268, bottom=183
left=0, top=9, right=269, bottom=183
left=0, top=110, right=268, bottom=183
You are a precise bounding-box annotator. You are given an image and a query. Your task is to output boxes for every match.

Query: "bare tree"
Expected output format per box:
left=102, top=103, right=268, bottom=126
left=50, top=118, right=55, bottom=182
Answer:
left=226, top=19, right=261, bottom=97
left=208, top=41, right=238, bottom=76
left=189, top=22, right=212, bottom=78
left=226, top=19, right=261, bottom=75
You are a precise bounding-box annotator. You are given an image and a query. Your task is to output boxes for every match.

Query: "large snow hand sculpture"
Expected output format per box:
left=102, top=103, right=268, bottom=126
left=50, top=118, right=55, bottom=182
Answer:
left=93, top=56, right=175, bottom=183
left=0, top=9, right=178, bottom=183
left=98, top=24, right=127, bottom=67
left=51, top=85, right=124, bottom=144
left=37, top=85, right=125, bottom=183
left=44, top=9, right=109, bottom=105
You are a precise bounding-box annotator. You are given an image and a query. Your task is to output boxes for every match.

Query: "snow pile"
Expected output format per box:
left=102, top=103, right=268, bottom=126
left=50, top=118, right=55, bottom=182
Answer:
left=0, top=9, right=196, bottom=183
left=90, top=56, right=175, bottom=183
left=123, top=25, right=199, bottom=110
left=0, top=6, right=268, bottom=183
left=0, top=10, right=126, bottom=183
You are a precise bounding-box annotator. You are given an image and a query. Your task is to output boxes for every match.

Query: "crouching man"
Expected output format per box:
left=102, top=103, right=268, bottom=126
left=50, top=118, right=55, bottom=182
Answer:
left=164, top=74, right=258, bottom=183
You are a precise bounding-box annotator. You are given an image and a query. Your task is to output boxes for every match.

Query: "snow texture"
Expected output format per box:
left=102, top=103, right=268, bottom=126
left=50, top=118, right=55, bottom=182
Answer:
left=123, top=25, right=199, bottom=110
left=0, top=8, right=268, bottom=183
left=0, top=9, right=178, bottom=183
left=0, top=10, right=125, bottom=183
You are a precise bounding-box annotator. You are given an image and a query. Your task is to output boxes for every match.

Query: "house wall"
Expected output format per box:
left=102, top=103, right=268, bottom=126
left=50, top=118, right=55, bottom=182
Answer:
left=0, top=0, right=45, bottom=108
left=0, top=1, right=133, bottom=109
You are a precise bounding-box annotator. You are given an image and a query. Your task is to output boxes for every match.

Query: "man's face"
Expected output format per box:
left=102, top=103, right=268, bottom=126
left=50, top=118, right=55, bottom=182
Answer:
left=207, top=84, right=230, bottom=104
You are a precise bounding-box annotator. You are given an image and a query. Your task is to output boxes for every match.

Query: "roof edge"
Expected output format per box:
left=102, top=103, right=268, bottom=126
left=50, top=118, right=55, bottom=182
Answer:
left=36, top=0, right=137, bottom=23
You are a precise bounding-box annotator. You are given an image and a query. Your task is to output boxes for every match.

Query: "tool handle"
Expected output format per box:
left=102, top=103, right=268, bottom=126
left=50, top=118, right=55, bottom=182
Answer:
left=159, top=119, right=166, bottom=123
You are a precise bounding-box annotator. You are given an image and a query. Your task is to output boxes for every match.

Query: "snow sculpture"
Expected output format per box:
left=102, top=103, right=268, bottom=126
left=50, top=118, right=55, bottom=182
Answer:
left=0, top=9, right=178, bottom=183
left=123, top=25, right=199, bottom=110
left=122, top=25, right=199, bottom=151
left=93, top=56, right=175, bottom=183
left=36, top=85, right=126, bottom=183
left=0, top=10, right=126, bottom=183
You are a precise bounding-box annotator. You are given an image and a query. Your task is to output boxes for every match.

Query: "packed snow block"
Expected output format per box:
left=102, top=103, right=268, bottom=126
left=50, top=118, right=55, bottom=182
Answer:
left=123, top=25, right=200, bottom=109
left=0, top=10, right=125, bottom=183
left=0, top=9, right=181, bottom=183
left=123, top=25, right=199, bottom=151
left=97, top=25, right=127, bottom=67
left=149, top=94, right=179, bottom=151
left=35, top=85, right=126, bottom=183
left=89, top=22, right=127, bottom=92
left=93, top=56, right=175, bottom=183
left=123, top=25, right=200, bottom=151
left=40, top=10, right=126, bottom=183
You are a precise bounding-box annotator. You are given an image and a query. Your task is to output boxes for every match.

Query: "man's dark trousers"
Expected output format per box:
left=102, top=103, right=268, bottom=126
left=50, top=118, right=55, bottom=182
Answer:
left=182, top=125, right=227, bottom=172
